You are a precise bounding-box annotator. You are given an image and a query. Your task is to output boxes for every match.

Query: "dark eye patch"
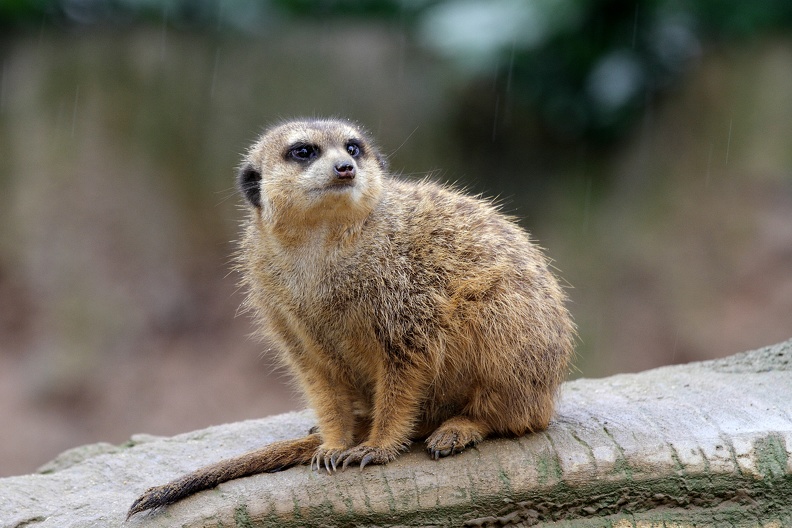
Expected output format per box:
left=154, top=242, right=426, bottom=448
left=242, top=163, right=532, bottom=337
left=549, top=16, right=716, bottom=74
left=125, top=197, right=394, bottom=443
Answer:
left=287, top=143, right=320, bottom=162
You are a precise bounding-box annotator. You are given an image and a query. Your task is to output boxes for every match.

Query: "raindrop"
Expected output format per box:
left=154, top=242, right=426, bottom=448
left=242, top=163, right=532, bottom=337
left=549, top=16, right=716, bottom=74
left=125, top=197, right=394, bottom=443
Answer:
left=705, top=140, right=714, bottom=188
left=210, top=47, right=220, bottom=98
left=160, top=7, right=168, bottom=61
left=492, top=94, right=500, bottom=142
left=725, top=117, right=733, bottom=167
left=215, top=0, right=223, bottom=32
left=37, top=17, right=45, bottom=48
left=506, top=39, right=516, bottom=93
left=397, top=27, right=407, bottom=84
left=581, top=176, right=592, bottom=235
left=71, top=85, right=80, bottom=138
left=632, top=4, right=639, bottom=48
left=56, top=100, right=65, bottom=134
left=670, top=331, right=679, bottom=364
left=0, top=60, right=7, bottom=114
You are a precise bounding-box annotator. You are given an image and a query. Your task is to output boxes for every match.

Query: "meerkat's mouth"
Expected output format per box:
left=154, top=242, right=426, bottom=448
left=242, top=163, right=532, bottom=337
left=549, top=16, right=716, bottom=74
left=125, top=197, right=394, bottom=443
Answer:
left=311, top=180, right=357, bottom=194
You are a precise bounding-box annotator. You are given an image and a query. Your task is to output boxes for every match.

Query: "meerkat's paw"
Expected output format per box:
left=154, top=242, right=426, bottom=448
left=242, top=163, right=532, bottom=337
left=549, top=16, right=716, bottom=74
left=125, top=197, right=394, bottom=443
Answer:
left=335, top=444, right=403, bottom=470
left=425, top=417, right=486, bottom=460
left=311, top=444, right=349, bottom=473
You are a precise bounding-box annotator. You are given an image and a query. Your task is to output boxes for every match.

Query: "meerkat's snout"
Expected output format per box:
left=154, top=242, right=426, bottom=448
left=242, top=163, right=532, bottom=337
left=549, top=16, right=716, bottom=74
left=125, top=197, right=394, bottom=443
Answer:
left=334, top=161, right=356, bottom=180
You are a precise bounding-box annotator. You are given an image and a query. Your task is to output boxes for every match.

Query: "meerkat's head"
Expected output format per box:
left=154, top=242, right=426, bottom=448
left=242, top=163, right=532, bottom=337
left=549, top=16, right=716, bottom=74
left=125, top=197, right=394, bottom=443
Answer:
left=238, top=119, right=387, bottom=227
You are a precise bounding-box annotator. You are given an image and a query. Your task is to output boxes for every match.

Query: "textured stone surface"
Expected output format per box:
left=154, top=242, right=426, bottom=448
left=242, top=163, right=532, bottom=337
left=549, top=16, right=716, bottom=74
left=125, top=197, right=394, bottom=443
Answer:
left=2, top=339, right=791, bottom=528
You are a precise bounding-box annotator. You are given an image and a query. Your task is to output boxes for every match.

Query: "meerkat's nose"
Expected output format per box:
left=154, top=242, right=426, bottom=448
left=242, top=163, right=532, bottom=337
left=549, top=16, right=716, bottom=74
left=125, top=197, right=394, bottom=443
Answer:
left=334, top=162, right=356, bottom=180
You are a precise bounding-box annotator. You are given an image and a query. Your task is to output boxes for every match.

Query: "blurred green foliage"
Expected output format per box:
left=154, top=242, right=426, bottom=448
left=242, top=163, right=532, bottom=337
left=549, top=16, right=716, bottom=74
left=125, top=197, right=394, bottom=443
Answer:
left=2, top=0, right=792, bottom=146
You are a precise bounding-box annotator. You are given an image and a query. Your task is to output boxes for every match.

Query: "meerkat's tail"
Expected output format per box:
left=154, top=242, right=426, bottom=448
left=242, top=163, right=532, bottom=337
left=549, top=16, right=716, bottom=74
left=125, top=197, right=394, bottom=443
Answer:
left=127, top=433, right=321, bottom=519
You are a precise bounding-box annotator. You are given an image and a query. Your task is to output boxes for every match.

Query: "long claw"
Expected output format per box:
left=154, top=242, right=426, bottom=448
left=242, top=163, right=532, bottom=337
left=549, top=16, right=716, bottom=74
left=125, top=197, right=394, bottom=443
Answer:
left=359, top=453, right=374, bottom=470
left=427, top=430, right=462, bottom=460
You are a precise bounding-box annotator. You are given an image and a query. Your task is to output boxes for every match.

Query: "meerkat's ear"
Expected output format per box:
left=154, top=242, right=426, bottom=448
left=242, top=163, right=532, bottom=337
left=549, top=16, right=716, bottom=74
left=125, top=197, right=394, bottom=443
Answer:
left=237, top=163, right=262, bottom=208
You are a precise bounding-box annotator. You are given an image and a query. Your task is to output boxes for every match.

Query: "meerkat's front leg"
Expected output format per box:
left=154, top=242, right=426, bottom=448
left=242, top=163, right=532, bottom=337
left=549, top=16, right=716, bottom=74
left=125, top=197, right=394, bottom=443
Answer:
left=336, top=359, right=430, bottom=470
left=296, top=366, right=360, bottom=472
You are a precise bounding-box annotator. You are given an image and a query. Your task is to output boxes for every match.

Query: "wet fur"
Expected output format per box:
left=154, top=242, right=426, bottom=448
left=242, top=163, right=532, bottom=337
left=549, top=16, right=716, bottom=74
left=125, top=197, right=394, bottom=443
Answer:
left=128, top=118, right=575, bottom=518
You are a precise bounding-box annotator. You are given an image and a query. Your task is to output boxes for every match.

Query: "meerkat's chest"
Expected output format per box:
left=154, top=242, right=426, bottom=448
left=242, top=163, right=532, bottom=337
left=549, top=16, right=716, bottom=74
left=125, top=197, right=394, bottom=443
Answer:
left=260, top=246, right=375, bottom=334
left=263, top=258, right=384, bottom=387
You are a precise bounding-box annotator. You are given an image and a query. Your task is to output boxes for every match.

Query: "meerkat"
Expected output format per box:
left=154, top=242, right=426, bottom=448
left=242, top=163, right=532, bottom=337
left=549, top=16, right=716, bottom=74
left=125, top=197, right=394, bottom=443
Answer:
left=128, top=118, right=575, bottom=518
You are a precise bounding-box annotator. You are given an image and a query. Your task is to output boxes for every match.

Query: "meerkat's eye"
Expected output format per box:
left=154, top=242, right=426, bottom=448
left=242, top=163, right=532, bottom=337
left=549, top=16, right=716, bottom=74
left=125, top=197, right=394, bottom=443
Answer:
left=287, top=144, right=319, bottom=162
left=346, top=142, right=361, bottom=158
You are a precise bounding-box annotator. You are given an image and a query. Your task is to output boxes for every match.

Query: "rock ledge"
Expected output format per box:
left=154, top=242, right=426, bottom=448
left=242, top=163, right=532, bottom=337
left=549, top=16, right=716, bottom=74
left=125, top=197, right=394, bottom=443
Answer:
left=2, top=339, right=791, bottom=527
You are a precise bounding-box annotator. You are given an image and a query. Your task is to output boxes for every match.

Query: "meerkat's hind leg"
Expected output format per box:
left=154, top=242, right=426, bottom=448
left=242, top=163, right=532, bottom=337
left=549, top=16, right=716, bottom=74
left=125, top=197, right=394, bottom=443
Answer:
left=425, top=416, right=490, bottom=460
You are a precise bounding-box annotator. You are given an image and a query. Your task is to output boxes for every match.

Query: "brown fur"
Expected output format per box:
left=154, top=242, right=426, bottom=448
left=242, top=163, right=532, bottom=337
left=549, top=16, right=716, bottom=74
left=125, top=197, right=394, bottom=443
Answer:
left=128, top=118, right=575, bottom=518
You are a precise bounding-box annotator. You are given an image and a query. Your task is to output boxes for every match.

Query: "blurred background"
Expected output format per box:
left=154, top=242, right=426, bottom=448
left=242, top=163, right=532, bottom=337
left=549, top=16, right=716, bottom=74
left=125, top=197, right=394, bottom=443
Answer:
left=1, top=0, right=791, bottom=477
